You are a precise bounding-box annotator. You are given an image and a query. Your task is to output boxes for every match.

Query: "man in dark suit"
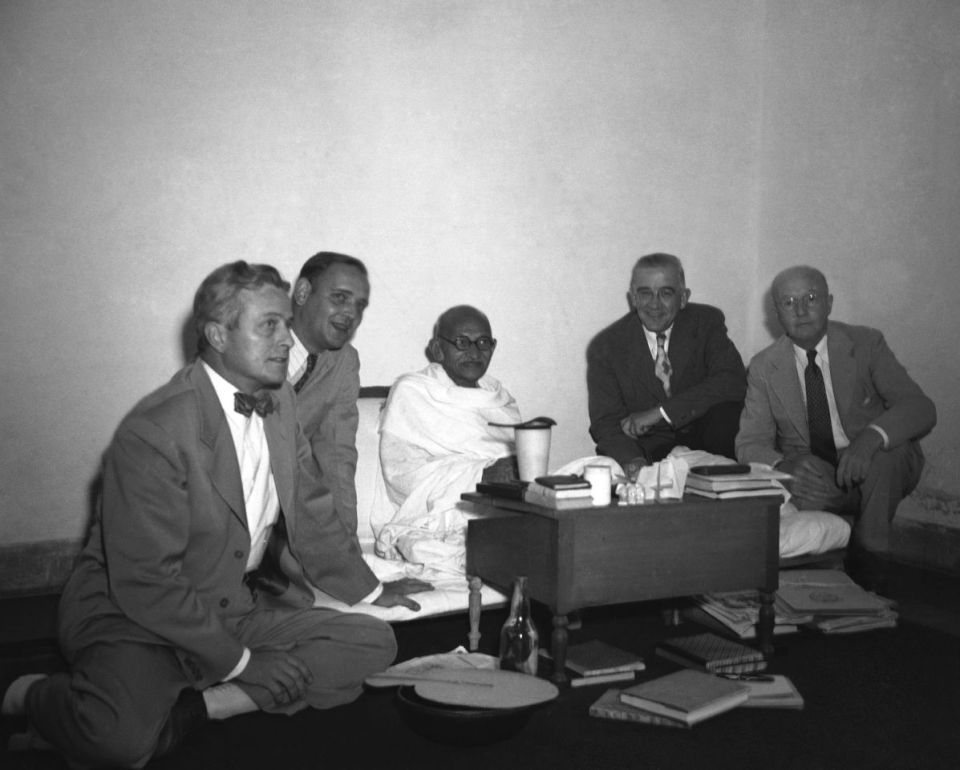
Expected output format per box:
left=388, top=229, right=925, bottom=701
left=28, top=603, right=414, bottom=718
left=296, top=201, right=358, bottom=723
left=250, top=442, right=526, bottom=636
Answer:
left=1, top=262, right=428, bottom=768
left=288, top=251, right=370, bottom=539
left=736, top=265, right=936, bottom=560
left=587, top=253, right=747, bottom=479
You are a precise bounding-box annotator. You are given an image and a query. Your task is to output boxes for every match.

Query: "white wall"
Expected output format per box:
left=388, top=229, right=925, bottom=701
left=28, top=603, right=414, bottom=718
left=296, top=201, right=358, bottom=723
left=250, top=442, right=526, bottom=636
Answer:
left=1, top=1, right=957, bottom=544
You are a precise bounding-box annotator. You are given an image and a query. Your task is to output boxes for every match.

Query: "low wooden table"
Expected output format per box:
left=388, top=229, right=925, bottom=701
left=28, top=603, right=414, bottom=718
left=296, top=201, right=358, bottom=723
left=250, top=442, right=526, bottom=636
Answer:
left=464, top=494, right=780, bottom=685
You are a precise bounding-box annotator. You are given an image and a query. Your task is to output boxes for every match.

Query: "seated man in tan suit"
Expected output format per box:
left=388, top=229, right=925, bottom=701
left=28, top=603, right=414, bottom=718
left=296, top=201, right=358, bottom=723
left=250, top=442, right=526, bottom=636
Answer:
left=2, top=261, right=428, bottom=767
left=736, top=266, right=936, bottom=584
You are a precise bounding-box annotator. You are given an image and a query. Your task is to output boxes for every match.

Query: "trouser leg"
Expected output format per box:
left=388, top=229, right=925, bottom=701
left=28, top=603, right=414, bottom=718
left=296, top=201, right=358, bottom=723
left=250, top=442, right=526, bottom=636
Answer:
left=238, top=606, right=397, bottom=712
left=682, top=401, right=744, bottom=461
left=24, top=641, right=189, bottom=769
left=851, top=440, right=924, bottom=553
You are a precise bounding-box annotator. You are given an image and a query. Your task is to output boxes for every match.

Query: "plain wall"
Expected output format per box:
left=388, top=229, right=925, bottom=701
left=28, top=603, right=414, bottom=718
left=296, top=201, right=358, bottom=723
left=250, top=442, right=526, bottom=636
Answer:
left=1, top=0, right=957, bottom=544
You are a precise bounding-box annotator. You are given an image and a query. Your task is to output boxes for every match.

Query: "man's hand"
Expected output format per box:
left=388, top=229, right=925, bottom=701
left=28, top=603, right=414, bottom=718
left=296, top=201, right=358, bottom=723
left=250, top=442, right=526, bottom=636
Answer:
left=373, top=577, right=435, bottom=612
left=481, top=455, right=519, bottom=483
left=781, top=454, right=843, bottom=510
left=837, top=430, right=883, bottom=489
left=622, top=456, right=648, bottom=482
left=620, top=408, right=663, bottom=439
left=236, top=648, right=313, bottom=708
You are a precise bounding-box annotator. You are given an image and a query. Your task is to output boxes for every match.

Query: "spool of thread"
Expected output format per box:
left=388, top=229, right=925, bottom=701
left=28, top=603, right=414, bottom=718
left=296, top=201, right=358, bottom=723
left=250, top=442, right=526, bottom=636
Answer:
left=583, top=465, right=612, bottom=506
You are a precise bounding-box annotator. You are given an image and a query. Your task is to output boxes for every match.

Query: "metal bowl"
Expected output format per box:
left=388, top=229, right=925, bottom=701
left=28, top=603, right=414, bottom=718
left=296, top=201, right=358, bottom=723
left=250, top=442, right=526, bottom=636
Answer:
left=395, top=685, right=536, bottom=746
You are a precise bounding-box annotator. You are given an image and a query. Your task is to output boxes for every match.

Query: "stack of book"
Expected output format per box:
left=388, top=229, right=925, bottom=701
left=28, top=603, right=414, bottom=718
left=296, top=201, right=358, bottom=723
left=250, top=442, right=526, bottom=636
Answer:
left=541, top=640, right=646, bottom=688
left=654, top=631, right=767, bottom=675
left=683, top=588, right=811, bottom=639
left=476, top=475, right=595, bottom=510
left=684, top=465, right=791, bottom=500
left=776, top=569, right=898, bottom=634
left=685, top=570, right=897, bottom=638
left=589, top=669, right=750, bottom=728
left=738, top=674, right=804, bottom=709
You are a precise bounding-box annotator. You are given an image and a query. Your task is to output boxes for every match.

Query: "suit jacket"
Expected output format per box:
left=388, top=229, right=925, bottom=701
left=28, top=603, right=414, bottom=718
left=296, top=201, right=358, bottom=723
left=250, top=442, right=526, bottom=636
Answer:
left=736, top=320, right=936, bottom=466
left=587, top=303, right=746, bottom=466
left=58, top=360, right=378, bottom=689
left=294, top=343, right=360, bottom=537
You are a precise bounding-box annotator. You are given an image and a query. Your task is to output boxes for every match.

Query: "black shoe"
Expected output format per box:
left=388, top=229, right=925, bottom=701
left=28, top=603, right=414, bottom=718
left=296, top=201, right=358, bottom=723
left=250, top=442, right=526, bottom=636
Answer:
left=154, top=688, right=208, bottom=758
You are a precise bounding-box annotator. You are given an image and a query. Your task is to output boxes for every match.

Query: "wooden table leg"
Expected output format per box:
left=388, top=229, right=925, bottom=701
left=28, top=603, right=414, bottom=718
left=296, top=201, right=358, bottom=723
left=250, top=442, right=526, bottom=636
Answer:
left=467, top=575, right=482, bottom=651
left=757, top=588, right=775, bottom=658
left=550, top=613, right=570, bottom=686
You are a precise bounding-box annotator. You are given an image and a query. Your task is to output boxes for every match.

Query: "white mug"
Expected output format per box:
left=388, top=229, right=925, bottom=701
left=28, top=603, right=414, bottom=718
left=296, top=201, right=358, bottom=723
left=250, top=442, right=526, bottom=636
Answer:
left=583, top=465, right=612, bottom=506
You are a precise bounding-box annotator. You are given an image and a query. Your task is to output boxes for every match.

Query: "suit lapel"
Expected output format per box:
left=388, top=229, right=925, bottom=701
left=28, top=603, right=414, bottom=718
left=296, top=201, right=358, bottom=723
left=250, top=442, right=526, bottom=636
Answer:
left=768, top=337, right=810, bottom=442
left=827, top=323, right=857, bottom=429
left=666, top=309, right=694, bottom=385
left=624, top=315, right=666, bottom=401
left=191, top=363, right=248, bottom=530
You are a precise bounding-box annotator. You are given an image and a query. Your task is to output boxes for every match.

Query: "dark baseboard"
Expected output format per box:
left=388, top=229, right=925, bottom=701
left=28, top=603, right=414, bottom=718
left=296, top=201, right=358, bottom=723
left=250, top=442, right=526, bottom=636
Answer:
left=0, top=539, right=81, bottom=596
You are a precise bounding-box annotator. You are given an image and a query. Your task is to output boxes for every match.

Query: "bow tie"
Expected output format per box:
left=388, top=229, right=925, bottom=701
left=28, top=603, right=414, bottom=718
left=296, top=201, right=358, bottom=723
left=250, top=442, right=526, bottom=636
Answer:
left=234, top=391, right=275, bottom=418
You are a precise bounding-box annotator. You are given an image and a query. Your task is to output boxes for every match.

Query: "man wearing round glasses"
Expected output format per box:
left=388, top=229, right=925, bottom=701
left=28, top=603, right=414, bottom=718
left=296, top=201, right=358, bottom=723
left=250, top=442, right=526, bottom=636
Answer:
left=371, top=305, right=522, bottom=575
left=587, top=253, right=747, bottom=480
left=737, top=266, right=936, bottom=584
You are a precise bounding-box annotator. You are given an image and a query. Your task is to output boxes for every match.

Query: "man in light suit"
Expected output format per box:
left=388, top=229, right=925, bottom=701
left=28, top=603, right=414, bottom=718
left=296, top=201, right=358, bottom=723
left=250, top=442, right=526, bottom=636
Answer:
left=736, top=265, right=936, bottom=561
left=2, top=262, right=429, bottom=768
left=288, top=251, right=369, bottom=539
left=587, top=253, right=747, bottom=480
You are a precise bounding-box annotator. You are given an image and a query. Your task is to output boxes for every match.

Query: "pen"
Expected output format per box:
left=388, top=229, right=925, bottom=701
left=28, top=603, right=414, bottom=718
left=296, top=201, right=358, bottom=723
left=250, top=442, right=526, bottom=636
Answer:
left=718, top=674, right=775, bottom=682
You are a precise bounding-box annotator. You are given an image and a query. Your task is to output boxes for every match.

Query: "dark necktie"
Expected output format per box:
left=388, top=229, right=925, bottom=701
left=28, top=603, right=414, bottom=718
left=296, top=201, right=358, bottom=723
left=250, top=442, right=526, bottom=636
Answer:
left=655, top=333, right=672, bottom=398
left=805, top=349, right=837, bottom=465
left=234, top=392, right=275, bottom=418
left=293, top=353, right=318, bottom=394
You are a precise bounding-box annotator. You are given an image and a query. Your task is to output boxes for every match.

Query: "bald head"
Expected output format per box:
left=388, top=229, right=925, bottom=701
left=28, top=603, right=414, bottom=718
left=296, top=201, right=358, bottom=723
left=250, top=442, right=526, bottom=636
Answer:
left=771, top=265, right=833, bottom=350
left=430, top=305, right=497, bottom=387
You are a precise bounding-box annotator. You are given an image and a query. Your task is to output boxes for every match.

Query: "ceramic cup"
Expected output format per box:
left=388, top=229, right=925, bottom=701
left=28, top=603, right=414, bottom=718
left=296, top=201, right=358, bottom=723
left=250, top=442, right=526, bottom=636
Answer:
left=583, top=465, right=612, bottom=506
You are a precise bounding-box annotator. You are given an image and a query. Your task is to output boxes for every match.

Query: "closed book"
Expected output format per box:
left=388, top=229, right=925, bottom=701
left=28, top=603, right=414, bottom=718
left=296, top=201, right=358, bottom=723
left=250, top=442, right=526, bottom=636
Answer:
left=534, top=474, right=592, bottom=491
left=475, top=481, right=528, bottom=500
left=524, top=485, right=595, bottom=510
left=563, top=640, right=646, bottom=676
left=570, top=670, right=638, bottom=688
left=777, top=584, right=888, bottom=616
left=685, top=468, right=791, bottom=492
left=589, top=688, right=689, bottom=728
left=526, top=481, right=594, bottom=500
left=738, top=675, right=804, bottom=709
left=655, top=632, right=767, bottom=674
left=686, top=487, right=784, bottom=500
left=619, top=670, right=749, bottom=726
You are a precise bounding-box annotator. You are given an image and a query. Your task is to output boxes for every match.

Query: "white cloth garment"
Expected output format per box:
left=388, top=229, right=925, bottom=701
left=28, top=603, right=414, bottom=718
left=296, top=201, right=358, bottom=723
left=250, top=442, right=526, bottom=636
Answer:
left=372, top=363, right=521, bottom=576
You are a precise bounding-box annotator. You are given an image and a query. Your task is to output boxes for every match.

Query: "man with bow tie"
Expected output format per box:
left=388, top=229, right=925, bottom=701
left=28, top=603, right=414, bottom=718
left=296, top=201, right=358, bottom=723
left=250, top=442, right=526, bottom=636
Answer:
left=2, top=261, right=429, bottom=768
left=587, top=253, right=747, bottom=480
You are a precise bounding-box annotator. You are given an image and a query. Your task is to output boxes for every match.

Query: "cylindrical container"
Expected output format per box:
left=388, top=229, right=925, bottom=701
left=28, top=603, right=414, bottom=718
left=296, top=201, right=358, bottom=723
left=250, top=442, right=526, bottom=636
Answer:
left=583, top=464, right=612, bottom=506
left=515, top=426, right=551, bottom=481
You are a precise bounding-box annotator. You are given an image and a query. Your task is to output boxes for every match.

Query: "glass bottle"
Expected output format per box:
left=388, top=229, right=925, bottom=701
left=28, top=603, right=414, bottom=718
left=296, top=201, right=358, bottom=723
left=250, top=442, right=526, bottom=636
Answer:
left=499, top=575, right=539, bottom=675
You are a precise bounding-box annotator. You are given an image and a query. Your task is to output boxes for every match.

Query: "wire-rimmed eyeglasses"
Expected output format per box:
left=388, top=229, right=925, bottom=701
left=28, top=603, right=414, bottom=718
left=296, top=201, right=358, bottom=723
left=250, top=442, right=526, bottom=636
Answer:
left=778, top=291, right=822, bottom=313
left=437, top=334, right=496, bottom=352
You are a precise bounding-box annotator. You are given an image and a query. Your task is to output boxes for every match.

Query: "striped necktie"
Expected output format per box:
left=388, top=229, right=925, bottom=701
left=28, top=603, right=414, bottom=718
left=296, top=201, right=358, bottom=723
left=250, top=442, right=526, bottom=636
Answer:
left=655, top=333, right=672, bottom=398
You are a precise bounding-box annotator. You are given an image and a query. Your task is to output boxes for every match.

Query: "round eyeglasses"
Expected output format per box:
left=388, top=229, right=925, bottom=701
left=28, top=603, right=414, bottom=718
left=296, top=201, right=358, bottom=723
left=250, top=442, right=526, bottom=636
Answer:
left=437, top=334, right=496, bottom=352
left=778, top=291, right=822, bottom=313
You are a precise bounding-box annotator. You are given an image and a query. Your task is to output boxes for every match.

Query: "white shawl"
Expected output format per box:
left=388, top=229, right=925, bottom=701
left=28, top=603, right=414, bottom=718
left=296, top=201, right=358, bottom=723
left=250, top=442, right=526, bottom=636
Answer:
left=372, top=363, right=521, bottom=575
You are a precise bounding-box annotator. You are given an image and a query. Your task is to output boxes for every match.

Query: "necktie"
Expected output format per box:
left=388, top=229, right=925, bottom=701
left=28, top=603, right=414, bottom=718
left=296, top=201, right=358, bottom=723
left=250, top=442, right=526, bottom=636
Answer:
left=234, top=392, right=275, bottom=418
left=805, top=350, right=837, bottom=465
left=293, top=353, right=318, bottom=394
left=655, top=333, right=672, bottom=398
